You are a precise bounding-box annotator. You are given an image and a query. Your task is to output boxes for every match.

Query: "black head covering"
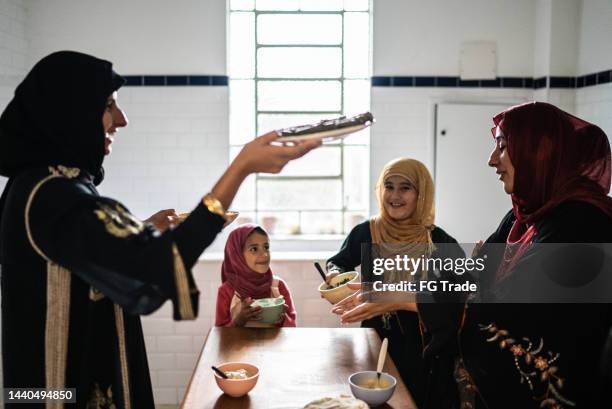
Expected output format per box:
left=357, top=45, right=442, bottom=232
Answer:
left=0, top=50, right=125, bottom=184
left=0, top=51, right=124, bottom=264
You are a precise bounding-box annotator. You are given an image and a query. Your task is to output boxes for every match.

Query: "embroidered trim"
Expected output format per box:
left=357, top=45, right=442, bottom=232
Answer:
left=94, top=203, right=144, bottom=238
left=25, top=177, right=61, bottom=261
left=113, top=305, right=131, bottom=409
left=479, top=323, right=575, bottom=408
left=49, top=165, right=80, bottom=179
left=86, top=383, right=117, bottom=409
left=454, top=359, right=477, bottom=409
left=89, top=286, right=105, bottom=302
left=25, top=166, right=81, bottom=261
left=45, top=262, right=72, bottom=409
left=172, top=244, right=195, bottom=320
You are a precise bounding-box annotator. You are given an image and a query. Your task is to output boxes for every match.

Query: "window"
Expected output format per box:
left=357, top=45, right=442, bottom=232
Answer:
left=228, top=0, right=371, bottom=237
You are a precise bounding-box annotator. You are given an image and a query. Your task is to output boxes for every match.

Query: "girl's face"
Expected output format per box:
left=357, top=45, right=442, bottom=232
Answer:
left=488, top=126, right=515, bottom=194
left=102, top=91, right=128, bottom=155
left=382, top=175, right=418, bottom=221
left=243, top=231, right=270, bottom=274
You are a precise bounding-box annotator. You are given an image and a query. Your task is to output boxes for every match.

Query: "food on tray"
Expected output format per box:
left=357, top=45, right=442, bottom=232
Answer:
left=278, top=112, right=374, bottom=142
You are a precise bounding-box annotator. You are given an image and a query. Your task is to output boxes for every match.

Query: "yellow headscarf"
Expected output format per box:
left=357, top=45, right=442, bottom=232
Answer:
left=370, top=158, right=435, bottom=246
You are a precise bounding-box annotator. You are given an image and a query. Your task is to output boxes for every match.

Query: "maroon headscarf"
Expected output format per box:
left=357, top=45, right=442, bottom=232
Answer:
left=491, top=101, right=612, bottom=279
left=221, top=224, right=273, bottom=299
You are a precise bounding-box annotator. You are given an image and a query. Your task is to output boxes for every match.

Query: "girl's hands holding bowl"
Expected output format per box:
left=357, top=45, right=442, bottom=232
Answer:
left=274, top=304, right=290, bottom=327
left=233, top=297, right=262, bottom=327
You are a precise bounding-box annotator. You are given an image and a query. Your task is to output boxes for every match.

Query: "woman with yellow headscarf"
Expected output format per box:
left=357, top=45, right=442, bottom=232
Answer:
left=325, top=157, right=463, bottom=407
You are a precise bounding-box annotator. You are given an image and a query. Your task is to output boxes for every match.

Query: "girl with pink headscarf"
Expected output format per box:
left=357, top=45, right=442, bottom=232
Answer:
left=215, top=224, right=297, bottom=327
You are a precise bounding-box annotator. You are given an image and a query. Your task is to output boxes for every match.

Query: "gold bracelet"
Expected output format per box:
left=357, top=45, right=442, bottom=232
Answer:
left=202, top=193, right=227, bottom=220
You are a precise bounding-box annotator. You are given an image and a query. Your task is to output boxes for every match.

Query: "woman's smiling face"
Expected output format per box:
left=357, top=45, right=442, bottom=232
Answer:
left=102, top=91, right=128, bottom=155
left=382, top=175, right=418, bottom=221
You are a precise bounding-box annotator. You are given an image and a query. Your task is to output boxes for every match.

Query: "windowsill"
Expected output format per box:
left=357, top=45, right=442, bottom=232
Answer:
left=202, top=232, right=346, bottom=256
left=199, top=250, right=336, bottom=262
left=269, top=234, right=346, bottom=241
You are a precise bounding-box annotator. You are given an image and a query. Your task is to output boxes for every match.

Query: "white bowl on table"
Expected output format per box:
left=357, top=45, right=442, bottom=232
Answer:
left=348, top=371, right=397, bottom=407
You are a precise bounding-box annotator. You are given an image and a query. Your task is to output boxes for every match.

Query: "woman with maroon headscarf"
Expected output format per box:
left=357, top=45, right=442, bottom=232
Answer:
left=413, top=102, right=612, bottom=408
left=215, top=224, right=297, bottom=327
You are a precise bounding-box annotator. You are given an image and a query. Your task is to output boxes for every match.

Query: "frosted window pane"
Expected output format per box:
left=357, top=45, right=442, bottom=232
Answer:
left=229, top=13, right=255, bottom=78
left=274, top=146, right=341, bottom=177
left=344, top=146, right=369, bottom=209
left=258, top=81, right=341, bottom=111
left=300, top=212, right=343, bottom=234
left=233, top=212, right=256, bottom=227
left=258, top=113, right=331, bottom=134
left=299, top=0, right=343, bottom=11
left=229, top=80, right=255, bottom=145
left=344, top=211, right=368, bottom=233
left=257, top=14, right=342, bottom=45
left=257, top=212, right=300, bottom=235
left=256, top=0, right=299, bottom=10
left=344, top=79, right=371, bottom=117
left=230, top=0, right=254, bottom=10
left=258, top=47, right=342, bottom=78
left=257, top=179, right=342, bottom=210
left=343, top=0, right=369, bottom=11
left=344, top=12, right=370, bottom=78
left=343, top=126, right=370, bottom=145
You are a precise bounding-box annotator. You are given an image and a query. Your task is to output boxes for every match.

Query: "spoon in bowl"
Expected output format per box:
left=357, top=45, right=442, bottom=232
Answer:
left=314, top=262, right=327, bottom=282
left=376, top=338, right=389, bottom=388
left=211, top=365, right=229, bottom=379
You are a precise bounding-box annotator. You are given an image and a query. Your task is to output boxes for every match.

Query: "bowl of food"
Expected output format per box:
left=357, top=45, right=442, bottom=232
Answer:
left=348, top=371, right=396, bottom=407
left=318, top=271, right=359, bottom=304
left=213, top=362, right=259, bottom=397
left=250, top=297, right=285, bottom=325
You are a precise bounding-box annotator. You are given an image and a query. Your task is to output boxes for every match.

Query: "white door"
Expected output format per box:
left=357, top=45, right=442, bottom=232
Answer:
left=434, top=102, right=513, bottom=243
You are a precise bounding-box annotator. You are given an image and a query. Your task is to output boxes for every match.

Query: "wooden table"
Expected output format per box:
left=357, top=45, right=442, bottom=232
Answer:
left=181, top=327, right=417, bottom=409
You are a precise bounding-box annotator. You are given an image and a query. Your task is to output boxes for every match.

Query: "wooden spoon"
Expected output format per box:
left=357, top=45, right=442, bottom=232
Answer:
left=377, top=337, right=389, bottom=388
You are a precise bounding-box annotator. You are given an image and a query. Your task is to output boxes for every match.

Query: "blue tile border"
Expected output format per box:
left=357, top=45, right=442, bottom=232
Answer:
left=123, top=75, right=229, bottom=86
left=371, top=70, right=612, bottom=89
left=533, top=77, right=547, bottom=89
left=121, top=71, right=611, bottom=89
left=415, top=76, right=435, bottom=87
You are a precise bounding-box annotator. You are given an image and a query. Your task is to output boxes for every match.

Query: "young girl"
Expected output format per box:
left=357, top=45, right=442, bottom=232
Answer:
left=215, top=224, right=297, bottom=327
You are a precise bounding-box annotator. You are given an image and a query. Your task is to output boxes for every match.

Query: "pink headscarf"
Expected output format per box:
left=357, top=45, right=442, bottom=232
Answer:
left=491, top=102, right=612, bottom=279
left=221, top=224, right=273, bottom=300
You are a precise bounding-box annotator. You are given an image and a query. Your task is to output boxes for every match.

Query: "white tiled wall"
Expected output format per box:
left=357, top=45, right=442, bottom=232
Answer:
left=98, top=86, right=230, bottom=222
left=142, top=257, right=358, bottom=405
left=370, top=86, right=534, bottom=213
left=575, top=0, right=612, bottom=141
left=0, top=0, right=28, bottom=393
left=0, top=0, right=28, bottom=192
left=576, top=83, right=612, bottom=145
left=0, top=0, right=27, bottom=77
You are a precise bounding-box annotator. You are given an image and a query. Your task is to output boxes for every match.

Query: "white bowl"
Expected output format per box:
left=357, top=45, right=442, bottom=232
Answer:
left=349, top=371, right=396, bottom=407
left=250, top=297, right=285, bottom=325
left=318, top=271, right=359, bottom=304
